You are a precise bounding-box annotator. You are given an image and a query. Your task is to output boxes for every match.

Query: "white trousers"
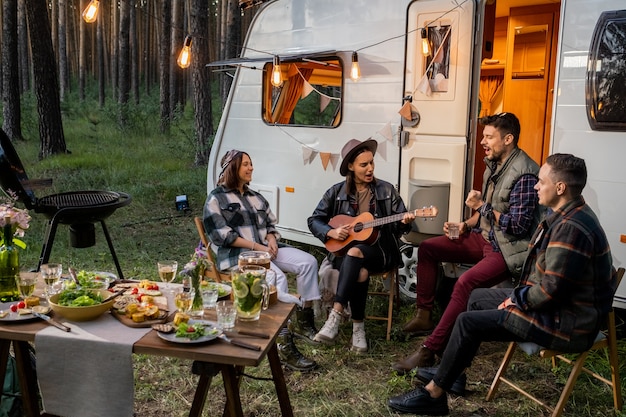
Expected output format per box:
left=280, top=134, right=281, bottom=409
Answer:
left=267, top=246, right=320, bottom=306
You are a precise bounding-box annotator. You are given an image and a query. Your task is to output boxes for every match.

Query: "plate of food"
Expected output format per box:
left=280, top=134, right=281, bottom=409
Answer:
left=75, top=270, right=118, bottom=289
left=156, top=319, right=221, bottom=344
left=0, top=299, right=52, bottom=322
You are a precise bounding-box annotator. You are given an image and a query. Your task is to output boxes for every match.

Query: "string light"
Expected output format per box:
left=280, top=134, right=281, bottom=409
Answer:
left=350, top=51, right=361, bottom=82
left=82, top=0, right=100, bottom=23
left=271, top=56, right=283, bottom=87
left=421, top=27, right=431, bottom=57
left=177, top=36, right=192, bottom=69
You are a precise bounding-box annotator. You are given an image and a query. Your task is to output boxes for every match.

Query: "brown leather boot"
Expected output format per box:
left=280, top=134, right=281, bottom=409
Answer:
left=391, top=345, right=436, bottom=375
left=402, top=309, right=434, bottom=334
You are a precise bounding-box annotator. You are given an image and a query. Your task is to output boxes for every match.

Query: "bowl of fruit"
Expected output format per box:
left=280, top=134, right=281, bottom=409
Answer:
left=48, top=288, right=116, bottom=321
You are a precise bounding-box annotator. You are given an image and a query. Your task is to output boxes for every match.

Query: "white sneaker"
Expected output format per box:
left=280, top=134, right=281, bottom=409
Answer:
left=313, top=309, right=341, bottom=344
left=351, top=323, right=368, bottom=353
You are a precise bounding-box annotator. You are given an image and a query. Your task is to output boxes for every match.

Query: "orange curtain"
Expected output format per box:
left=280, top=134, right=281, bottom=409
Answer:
left=479, top=75, right=503, bottom=117
left=276, top=67, right=314, bottom=124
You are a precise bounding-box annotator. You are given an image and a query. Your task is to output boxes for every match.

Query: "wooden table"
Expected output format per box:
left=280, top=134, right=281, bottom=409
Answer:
left=0, top=277, right=295, bottom=417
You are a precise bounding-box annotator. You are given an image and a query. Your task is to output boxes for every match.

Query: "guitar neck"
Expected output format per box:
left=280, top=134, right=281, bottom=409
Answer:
left=362, top=209, right=425, bottom=230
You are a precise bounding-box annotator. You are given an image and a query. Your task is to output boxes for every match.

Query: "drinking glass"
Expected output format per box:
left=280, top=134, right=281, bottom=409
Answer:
left=16, top=275, right=36, bottom=300
left=40, top=263, right=63, bottom=298
left=157, top=260, right=178, bottom=292
left=202, top=288, right=219, bottom=309
left=173, top=289, right=193, bottom=313
left=216, top=300, right=236, bottom=330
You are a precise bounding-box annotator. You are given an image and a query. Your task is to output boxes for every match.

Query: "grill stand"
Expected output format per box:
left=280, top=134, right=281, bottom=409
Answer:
left=38, top=216, right=125, bottom=280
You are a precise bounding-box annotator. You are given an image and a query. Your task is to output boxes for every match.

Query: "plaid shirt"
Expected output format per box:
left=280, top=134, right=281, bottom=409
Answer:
left=478, top=173, right=538, bottom=251
left=504, top=196, right=615, bottom=352
left=203, top=185, right=280, bottom=271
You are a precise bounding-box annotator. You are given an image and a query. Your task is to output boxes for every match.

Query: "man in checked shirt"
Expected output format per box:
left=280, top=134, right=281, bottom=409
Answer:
left=393, top=113, right=544, bottom=390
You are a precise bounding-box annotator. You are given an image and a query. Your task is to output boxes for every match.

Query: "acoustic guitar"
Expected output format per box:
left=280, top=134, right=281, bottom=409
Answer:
left=325, top=206, right=438, bottom=255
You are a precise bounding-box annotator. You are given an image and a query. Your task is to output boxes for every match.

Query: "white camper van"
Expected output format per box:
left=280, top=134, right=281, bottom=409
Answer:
left=207, top=0, right=626, bottom=307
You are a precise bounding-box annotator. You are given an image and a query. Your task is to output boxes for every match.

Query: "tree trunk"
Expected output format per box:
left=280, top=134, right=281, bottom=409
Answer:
left=2, top=0, right=22, bottom=140
left=159, top=0, right=171, bottom=133
left=169, top=0, right=183, bottom=114
left=17, top=1, right=29, bottom=93
left=58, top=0, right=69, bottom=101
left=129, top=0, right=139, bottom=105
left=97, top=13, right=105, bottom=107
left=221, top=0, right=241, bottom=106
left=78, top=0, right=86, bottom=101
left=118, top=0, right=130, bottom=127
left=25, top=0, right=66, bottom=158
left=191, top=0, right=212, bottom=166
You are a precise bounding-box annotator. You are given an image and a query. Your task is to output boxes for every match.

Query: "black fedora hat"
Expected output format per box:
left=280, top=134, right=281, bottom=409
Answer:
left=339, top=138, right=378, bottom=176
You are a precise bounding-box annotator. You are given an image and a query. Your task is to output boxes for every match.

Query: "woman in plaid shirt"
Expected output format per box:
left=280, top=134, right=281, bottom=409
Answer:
left=204, top=150, right=320, bottom=371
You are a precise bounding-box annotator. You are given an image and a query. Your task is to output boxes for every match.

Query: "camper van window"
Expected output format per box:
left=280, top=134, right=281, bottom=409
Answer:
left=425, top=25, right=451, bottom=92
left=262, top=58, right=342, bottom=127
left=586, top=10, right=626, bottom=131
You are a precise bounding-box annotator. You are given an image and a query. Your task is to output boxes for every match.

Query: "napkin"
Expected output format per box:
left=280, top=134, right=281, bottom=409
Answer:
left=34, top=313, right=151, bottom=417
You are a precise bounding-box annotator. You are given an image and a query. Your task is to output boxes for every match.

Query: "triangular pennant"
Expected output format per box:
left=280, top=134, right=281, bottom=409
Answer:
left=319, top=95, right=331, bottom=113
left=399, top=101, right=412, bottom=120
left=377, top=140, right=387, bottom=161
left=378, top=122, right=393, bottom=142
left=417, top=73, right=432, bottom=97
left=329, top=153, right=340, bottom=170
left=302, top=146, right=313, bottom=165
left=320, top=152, right=331, bottom=170
left=301, top=81, right=314, bottom=99
left=310, top=150, right=318, bottom=164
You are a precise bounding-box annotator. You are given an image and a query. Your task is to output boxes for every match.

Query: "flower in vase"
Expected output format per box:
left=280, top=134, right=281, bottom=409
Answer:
left=0, top=200, right=31, bottom=249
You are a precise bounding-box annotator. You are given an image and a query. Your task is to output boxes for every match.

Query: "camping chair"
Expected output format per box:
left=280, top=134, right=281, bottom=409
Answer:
left=486, top=267, right=625, bottom=417
left=366, top=268, right=400, bottom=341
left=193, top=217, right=231, bottom=283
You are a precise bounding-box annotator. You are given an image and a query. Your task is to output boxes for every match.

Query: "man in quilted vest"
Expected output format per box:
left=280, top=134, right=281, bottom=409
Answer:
left=394, top=113, right=543, bottom=381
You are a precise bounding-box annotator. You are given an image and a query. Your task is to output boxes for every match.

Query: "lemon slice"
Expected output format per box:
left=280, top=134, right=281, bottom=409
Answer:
left=233, top=281, right=249, bottom=298
left=250, top=278, right=263, bottom=297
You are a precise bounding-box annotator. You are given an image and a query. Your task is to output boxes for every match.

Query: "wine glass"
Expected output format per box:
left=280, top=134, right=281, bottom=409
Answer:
left=40, top=263, right=63, bottom=298
left=173, top=288, right=193, bottom=313
left=16, top=275, right=37, bottom=300
left=157, top=260, right=178, bottom=293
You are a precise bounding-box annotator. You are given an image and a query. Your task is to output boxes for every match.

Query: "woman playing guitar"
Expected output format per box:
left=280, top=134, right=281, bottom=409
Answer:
left=307, top=138, right=417, bottom=353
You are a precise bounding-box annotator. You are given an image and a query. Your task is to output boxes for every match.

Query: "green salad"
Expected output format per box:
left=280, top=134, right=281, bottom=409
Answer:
left=175, top=322, right=207, bottom=340
left=76, top=270, right=112, bottom=288
left=57, top=288, right=104, bottom=306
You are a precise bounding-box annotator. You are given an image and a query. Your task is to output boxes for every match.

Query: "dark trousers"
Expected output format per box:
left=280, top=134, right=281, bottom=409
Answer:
left=432, top=288, right=524, bottom=392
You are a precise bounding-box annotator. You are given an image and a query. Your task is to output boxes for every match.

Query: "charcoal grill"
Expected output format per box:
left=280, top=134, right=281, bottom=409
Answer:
left=0, top=129, right=131, bottom=279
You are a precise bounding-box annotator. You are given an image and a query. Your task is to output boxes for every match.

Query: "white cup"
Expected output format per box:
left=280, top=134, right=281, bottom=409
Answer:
left=448, top=223, right=460, bottom=240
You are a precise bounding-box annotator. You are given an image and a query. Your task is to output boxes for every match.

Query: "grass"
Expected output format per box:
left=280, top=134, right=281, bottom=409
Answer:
left=7, top=94, right=626, bottom=416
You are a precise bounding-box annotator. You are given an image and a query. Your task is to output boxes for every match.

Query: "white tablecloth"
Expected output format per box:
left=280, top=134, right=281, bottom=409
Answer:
left=34, top=313, right=152, bottom=417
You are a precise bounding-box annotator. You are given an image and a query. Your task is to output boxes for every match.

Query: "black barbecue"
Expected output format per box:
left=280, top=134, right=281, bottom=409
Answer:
left=0, top=129, right=131, bottom=279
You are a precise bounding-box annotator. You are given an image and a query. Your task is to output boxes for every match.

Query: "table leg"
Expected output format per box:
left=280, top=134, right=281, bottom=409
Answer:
left=189, top=362, right=219, bottom=417
left=220, top=365, right=244, bottom=417
left=267, top=344, right=294, bottom=417
left=0, top=340, right=10, bottom=409
left=13, top=341, right=40, bottom=417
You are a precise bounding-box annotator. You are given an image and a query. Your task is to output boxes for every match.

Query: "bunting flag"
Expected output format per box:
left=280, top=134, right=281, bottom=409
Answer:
left=329, top=153, right=340, bottom=171
left=301, top=82, right=314, bottom=99
left=320, top=95, right=331, bottom=113
left=377, top=139, right=387, bottom=161
left=378, top=122, right=393, bottom=142
left=302, top=145, right=314, bottom=165
left=417, top=73, right=432, bottom=97
left=399, top=101, right=412, bottom=120
left=320, top=152, right=332, bottom=170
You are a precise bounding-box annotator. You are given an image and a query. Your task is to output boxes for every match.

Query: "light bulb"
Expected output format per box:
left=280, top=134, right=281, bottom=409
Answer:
left=421, top=28, right=431, bottom=56
left=271, top=56, right=283, bottom=87
left=350, top=51, right=361, bottom=81
left=82, top=0, right=99, bottom=23
left=177, top=36, right=192, bottom=69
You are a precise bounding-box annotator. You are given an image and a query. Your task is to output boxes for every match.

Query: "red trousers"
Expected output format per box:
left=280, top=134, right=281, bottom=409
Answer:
left=416, top=231, right=509, bottom=353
